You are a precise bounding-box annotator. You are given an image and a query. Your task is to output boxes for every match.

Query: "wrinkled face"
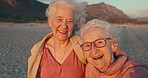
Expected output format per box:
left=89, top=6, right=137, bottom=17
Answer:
left=48, top=4, right=75, bottom=41
left=82, top=27, right=116, bottom=72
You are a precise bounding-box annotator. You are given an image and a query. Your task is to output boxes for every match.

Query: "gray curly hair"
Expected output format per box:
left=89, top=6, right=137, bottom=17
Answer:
left=80, top=19, right=119, bottom=43
left=45, top=0, right=87, bottom=30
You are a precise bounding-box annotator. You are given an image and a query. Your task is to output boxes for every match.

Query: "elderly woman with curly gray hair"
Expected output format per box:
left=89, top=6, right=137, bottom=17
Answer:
left=80, top=19, right=148, bottom=78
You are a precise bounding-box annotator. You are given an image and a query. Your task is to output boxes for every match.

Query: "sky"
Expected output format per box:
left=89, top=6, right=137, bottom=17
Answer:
left=38, top=0, right=148, bottom=17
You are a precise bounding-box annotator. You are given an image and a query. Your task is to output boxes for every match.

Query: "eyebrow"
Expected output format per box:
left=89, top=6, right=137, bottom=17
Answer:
left=84, top=38, right=111, bottom=43
left=56, top=16, right=73, bottom=21
left=68, top=18, right=73, bottom=21
left=56, top=16, right=62, bottom=19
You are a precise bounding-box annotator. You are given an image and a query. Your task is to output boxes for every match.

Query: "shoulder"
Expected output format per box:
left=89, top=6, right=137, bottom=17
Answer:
left=71, top=35, right=81, bottom=41
left=70, top=35, right=82, bottom=45
left=30, top=41, right=43, bottom=55
left=122, top=66, right=148, bottom=78
left=30, top=33, right=53, bottom=55
left=120, top=58, right=148, bottom=78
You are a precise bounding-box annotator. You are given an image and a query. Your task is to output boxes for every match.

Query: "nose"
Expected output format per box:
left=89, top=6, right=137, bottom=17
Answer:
left=61, top=21, right=68, bottom=29
left=90, top=45, right=99, bottom=54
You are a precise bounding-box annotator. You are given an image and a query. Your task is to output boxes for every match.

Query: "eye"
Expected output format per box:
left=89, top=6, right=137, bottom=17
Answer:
left=57, top=19, right=62, bottom=22
left=67, top=20, right=73, bottom=24
left=85, top=44, right=91, bottom=47
left=95, top=40, right=105, bottom=47
left=83, top=43, right=91, bottom=48
left=95, top=39, right=104, bottom=43
left=97, top=41, right=103, bottom=43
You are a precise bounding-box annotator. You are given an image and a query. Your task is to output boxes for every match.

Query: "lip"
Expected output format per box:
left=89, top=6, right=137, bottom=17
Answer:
left=93, top=55, right=104, bottom=61
left=58, top=30, right=68, bottom=34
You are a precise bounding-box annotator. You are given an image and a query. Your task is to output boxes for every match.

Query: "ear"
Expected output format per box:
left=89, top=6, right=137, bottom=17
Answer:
left=48, top=17, right=52, bottom=27
left=112, top=42, right=118, bottom=52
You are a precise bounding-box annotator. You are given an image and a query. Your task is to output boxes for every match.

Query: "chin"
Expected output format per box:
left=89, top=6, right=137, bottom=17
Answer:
left=59, top=38, right=69, bottom=41
left=55, top=35, right=69, bottom=41
left=93, top=62, right=107, bottom=71
left=95, top=65, right=107, bottom=72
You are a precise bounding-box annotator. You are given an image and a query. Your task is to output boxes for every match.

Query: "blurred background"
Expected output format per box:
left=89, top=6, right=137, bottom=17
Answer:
left=0, top=0, right=148, bottom=24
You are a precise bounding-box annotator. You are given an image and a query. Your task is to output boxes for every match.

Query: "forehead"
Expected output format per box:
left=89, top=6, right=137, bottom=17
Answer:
left=82, top=27, right=107, bottom=42
left=52, top=4, right=74, bottom=16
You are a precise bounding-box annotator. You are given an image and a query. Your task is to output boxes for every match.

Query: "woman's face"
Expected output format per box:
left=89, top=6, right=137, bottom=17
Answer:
left=82, top=28, right=115, bottom=72
left=48, top=4, right=75, bottom=41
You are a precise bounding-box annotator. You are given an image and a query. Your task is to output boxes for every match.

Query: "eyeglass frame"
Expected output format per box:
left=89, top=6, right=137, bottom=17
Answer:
left=80, top=38, right=111, bottom=51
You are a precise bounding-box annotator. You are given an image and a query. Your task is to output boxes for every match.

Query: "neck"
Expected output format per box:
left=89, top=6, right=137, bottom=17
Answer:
left=53, top=37, right=70, bottom=49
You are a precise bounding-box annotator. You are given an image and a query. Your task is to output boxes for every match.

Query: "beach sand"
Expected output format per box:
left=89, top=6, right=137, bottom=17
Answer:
left=0, top=23, right=148, bottom=77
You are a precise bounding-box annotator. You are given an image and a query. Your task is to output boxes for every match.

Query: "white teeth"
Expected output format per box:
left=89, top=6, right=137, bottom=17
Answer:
left=58, top=30, right=67, bottom=34
left=93, top=55, right=103, bottom=60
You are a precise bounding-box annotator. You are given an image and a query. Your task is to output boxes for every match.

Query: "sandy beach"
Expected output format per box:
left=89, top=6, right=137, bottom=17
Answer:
left=0, top=23, right=148, bottom=77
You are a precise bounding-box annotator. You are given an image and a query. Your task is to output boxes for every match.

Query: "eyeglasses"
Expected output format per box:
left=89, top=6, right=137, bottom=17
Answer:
left=80, top=38, right=111, bottom=51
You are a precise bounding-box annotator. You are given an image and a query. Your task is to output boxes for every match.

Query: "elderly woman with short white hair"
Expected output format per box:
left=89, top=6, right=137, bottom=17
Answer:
left=28, top=0, right=87, bottom=78
left=80, top=19, right=148, bottom=78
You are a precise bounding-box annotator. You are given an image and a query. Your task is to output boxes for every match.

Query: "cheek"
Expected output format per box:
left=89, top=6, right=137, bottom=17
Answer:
left=68, top=26, right=74, bottom=35
left=102, top=44, right=112, bottom=54
left=69, top=25, right=74, bottom=31
left=51, top=25, right=58, bottom=32
left=103, top=49, right=114, bottom=64
left=50, top=19, right=61, bottom=27
left=85, top=52, right=91, bottom=60
left=53, top=22, right=61, bottom=27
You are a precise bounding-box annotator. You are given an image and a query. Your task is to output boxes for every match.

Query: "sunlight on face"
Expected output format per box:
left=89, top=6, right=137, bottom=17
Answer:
left=82, top=27, right=114, bottom=72
left=48, top=3, right=75, bottom=41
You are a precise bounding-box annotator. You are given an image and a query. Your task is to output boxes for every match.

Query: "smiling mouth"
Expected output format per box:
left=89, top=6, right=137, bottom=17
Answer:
left=93, top=55, right=104, bottom=60
left=58, top=30, right=68, bottom=34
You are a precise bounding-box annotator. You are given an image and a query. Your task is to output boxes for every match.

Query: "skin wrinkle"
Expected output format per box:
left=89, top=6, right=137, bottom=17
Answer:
left=82, top=28, right=115, bottom=72
left=46, top=3, right=75, bottom=64
left=81, top=19, right=148, bottom=78
left=80, top=19, right=118, bottom=73
left=28, top=0, right=87, bottom=78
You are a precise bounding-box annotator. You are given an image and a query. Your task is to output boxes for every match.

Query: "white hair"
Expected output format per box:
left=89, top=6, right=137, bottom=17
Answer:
left=45, top=0, right=87, bottom=29
left=80, top=19, right=119, bottom=42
